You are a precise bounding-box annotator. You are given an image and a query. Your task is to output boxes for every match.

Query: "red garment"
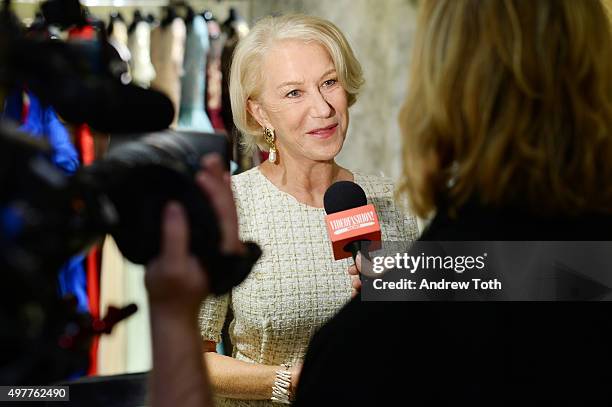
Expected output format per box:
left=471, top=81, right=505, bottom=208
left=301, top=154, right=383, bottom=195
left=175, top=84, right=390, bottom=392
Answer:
left=74, top=124, right=95, bottom=165
left=208, top=107, right=225, bottom=132
left=68, top=25, right=96, bottom=40
left=71, top=62, right=99, bottom=373
left=86, top=246, right=101, bottom=375
left=86, top=247, right=100, bottom=319
left=21, top=91, right=30, bottom=123
left=69, top=26, right=97, bottom=168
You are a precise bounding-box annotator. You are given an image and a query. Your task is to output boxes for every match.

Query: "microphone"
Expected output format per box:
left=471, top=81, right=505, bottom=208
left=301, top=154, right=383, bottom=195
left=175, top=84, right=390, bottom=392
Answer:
left=323, top=181, right=381, bottom=261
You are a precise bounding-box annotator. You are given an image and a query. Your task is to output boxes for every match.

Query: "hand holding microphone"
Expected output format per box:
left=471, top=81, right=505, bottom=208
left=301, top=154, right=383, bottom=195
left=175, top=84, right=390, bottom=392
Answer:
left=348, top=253, right=362, bottom=298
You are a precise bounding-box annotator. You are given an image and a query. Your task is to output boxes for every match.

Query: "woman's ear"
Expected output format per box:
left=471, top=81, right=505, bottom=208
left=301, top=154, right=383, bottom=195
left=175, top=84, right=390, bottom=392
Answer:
left=247, top=99, right=271, bottom=129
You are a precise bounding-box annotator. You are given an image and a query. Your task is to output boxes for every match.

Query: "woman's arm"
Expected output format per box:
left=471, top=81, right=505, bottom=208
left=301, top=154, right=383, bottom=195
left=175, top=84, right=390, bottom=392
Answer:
left=197, top=155, right=300, bottom=401
left=202, top=341, right=301, bottom=400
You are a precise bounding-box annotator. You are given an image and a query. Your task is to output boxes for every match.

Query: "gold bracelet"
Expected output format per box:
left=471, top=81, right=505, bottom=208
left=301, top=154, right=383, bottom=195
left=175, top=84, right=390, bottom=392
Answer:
left=271, top=363, right=292, bottom=404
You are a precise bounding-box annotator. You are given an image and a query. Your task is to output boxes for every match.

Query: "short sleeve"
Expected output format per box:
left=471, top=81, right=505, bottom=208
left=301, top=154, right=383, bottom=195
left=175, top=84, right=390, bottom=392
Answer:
left=198, top=293, right=230, bottom=343
left=197, top=172, right=245, bottom=343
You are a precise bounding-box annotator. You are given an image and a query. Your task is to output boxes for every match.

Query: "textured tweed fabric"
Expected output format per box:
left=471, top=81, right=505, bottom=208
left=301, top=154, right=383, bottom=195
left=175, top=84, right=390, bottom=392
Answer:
left=199, top=167, right=419, bottom=406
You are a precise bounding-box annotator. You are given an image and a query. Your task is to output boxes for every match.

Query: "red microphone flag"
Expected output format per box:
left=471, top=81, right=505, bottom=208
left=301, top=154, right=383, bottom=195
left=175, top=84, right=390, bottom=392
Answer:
left=324, top=204, right=381, bottom=260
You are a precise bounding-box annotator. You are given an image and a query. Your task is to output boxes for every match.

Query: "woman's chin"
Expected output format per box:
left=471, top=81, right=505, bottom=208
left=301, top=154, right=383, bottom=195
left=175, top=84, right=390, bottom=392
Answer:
left=306, top=148, right=344, bottom=162
left=304, top=137, right=344, bottom=160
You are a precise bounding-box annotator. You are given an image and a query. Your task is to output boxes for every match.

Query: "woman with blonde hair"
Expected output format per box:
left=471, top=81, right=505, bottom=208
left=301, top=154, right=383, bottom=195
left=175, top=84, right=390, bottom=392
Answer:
left=198, top=14, right=419, bottom=405
left=397, top=0, right=612, bottom=231
left=295, top=0, right=612, bottom=404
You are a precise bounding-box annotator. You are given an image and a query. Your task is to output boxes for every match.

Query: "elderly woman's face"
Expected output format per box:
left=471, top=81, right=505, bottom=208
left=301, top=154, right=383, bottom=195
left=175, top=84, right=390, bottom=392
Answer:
left=252, top=39, right=349, bottom=163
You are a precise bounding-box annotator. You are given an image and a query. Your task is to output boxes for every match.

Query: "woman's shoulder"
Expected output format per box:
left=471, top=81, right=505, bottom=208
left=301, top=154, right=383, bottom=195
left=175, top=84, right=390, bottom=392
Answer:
left=230, top=166, right=276, bottom=206
left=354, top=172, right=420, bottom=241
left=231, top=166, right=260, bottom=185
left=353, top=172, right=395, bottom=198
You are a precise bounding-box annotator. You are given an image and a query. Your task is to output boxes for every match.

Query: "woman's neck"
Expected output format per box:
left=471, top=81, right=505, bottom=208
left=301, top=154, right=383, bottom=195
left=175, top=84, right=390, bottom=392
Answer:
left=258, top=158, right=353, bottom=208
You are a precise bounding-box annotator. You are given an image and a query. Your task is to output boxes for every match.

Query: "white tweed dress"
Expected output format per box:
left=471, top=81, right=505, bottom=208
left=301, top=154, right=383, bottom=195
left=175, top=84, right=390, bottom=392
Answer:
left=199, top=167, right=419, bottom=406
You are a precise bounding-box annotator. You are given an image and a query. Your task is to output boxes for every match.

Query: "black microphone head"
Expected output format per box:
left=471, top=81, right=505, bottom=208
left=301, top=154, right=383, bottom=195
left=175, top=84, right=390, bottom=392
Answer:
left=324, top=181, right=367, bottom=214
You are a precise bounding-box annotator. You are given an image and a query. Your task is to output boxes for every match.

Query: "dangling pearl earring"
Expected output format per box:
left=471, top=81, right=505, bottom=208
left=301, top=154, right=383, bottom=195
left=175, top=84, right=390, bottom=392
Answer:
left=264, top=128, right=277, bottom=163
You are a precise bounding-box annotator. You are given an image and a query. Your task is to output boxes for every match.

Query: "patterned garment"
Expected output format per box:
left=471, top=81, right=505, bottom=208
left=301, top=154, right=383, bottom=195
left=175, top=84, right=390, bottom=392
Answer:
left=199, top=167, right=419, bottom=406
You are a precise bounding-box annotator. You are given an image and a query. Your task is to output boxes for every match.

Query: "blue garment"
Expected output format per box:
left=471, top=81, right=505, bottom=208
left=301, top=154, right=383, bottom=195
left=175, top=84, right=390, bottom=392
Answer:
left=57, top=254, right=88, bottom=313
left=4, top=90, right=80, bottom=174
left=178, top=15, right=214, bottom=132
left=3, top=89, right=88, bottom=314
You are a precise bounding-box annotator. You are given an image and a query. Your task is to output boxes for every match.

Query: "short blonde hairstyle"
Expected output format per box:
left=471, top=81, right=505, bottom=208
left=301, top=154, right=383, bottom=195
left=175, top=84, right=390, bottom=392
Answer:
left=398, top=0, right=612, bottom=218
left=229, top=14, right=364, bottom=153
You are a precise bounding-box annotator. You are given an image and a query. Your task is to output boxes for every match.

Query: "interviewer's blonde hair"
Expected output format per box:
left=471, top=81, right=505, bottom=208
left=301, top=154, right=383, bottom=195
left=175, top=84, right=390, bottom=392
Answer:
left=229, top=14, right=364, bottom=153
left=398, top=0, right=612, bottom=218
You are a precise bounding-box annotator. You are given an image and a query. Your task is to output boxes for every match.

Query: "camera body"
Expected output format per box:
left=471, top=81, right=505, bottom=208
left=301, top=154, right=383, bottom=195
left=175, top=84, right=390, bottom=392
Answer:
left=0, top=0, right=260, bottom=385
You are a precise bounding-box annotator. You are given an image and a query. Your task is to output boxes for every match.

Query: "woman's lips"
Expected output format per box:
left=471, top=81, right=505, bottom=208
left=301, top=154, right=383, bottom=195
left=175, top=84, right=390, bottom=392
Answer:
left=307, top=123, right=338, bottom=139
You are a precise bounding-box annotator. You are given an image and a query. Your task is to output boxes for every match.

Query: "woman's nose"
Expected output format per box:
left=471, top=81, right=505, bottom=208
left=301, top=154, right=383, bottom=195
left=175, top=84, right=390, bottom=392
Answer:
left=310, top=91, right=334, bottom=118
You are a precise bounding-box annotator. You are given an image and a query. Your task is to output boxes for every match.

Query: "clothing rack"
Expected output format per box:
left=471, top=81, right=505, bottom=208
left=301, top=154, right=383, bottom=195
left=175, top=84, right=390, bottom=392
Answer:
left=11, top=0, right=251, bottom=25
left=10, top=0, right=252, bottom=29
left=10, top=0, right=167, bottom=4
left=10, top=0, right=249, bottom=5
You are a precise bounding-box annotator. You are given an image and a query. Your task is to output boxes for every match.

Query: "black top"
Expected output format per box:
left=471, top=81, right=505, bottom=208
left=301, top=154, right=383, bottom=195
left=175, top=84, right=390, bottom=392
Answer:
left=294, top=204, right=612, bottom=406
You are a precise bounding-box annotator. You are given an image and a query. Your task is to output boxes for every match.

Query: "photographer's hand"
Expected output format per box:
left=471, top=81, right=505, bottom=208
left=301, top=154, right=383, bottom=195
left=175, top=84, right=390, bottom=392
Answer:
left=146, top=202, right=213, bottom=407
left=145, top=153, right=244, bottom=407
left=146, top=202, right=210, bottom=311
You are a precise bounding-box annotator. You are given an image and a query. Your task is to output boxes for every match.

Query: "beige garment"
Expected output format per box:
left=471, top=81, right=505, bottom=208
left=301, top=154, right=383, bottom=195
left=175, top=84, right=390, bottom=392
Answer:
left=124, top=261, right=152, bottom=373
left=199, top=168, right=419, bottom=406
left=97, top=236, right=128, bottom=375
left=151, top=18, right=186, bottom=127
left=110, top=20, right=129, bottom=48
left=97, top=238, right=153, bottom=375
left=128, top=21, right=156, bottom=88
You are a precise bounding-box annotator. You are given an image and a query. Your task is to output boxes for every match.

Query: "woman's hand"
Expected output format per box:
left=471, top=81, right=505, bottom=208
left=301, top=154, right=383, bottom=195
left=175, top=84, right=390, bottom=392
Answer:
left=289, top=363, right=303, bottom=399
left=348, top=253, right=362, bottom=298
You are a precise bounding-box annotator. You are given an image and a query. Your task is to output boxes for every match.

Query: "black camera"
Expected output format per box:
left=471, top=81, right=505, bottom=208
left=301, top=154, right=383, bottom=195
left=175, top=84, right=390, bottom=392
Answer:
left=0, top=0, right=261, bottom=385
left=0, top=124, right=260, bottom=385
left=1, top=124, right=258, bottom=295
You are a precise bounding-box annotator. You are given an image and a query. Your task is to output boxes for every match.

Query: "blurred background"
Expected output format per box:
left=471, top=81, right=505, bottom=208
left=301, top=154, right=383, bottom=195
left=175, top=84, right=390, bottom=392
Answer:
left=3, top=0, right=612, bottom=395
left=9, top=0, right=421, bottom=180
left=9, top=0, right=612, bottom=180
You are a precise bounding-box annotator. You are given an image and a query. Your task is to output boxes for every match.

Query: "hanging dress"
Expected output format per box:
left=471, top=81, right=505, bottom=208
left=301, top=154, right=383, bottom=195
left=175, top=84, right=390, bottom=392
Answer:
left=178, top=15, right=214, bottom=132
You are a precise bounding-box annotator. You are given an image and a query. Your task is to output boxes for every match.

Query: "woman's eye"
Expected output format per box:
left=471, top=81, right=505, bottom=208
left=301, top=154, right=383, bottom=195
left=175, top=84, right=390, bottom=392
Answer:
left=323, top=79, right=337, bottom=87
left=286, top=90, right=301, bottom=98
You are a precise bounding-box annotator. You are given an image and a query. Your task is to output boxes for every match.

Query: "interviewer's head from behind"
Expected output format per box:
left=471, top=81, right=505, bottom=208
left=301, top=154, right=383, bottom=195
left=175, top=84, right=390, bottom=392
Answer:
left=229, top=14, right=364, bottom=164
left=398, top=0, right=612, bottom=218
